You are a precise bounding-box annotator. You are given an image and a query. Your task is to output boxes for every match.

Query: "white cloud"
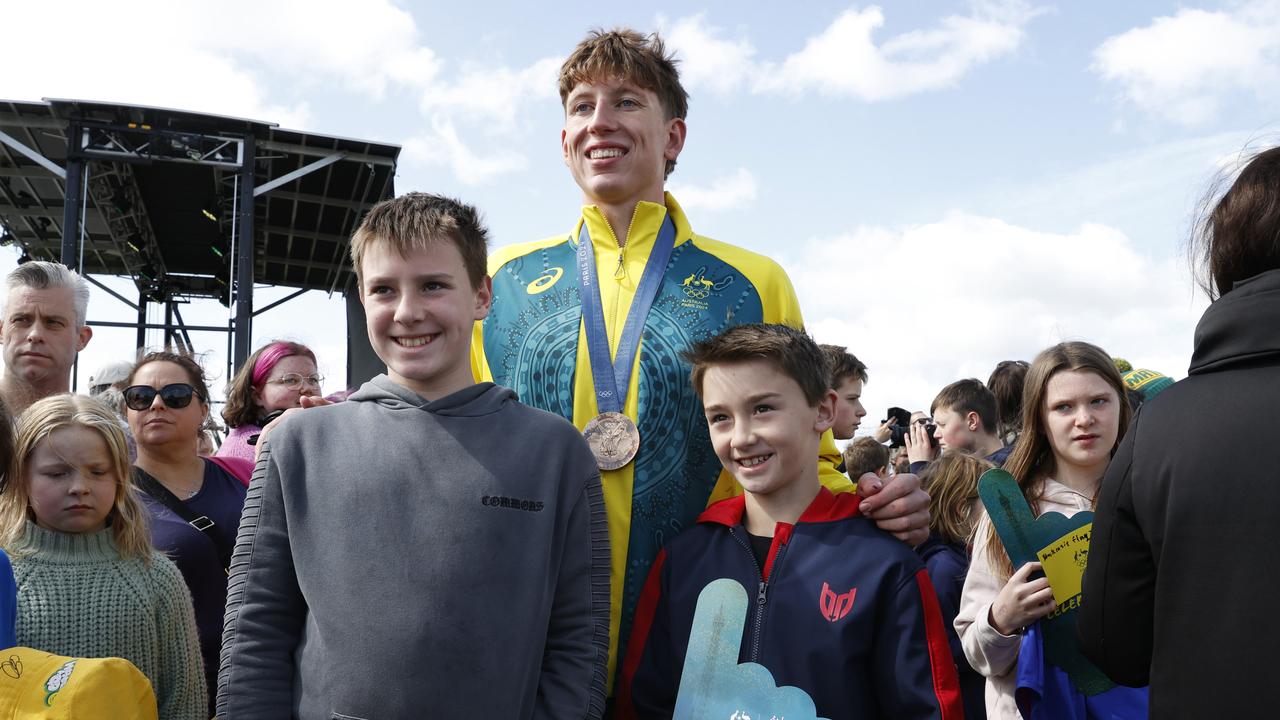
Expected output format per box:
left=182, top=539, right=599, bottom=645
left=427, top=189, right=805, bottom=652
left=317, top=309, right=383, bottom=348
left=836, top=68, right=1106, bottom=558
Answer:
left=402, top=118, right=528, bottom=186
left=1092, top=2, right=1280, bottom=125
left=667, top=168, right=758, bottom=212
left=666, top=2, right=1037, bottom=100
left=780, top=213, right=1205, bottom=417
left=417, top=58, right=561, bottom=135
left=0, top=0, right=443, bottom=128
left=662, top=14, right=758, bottom=95
left=0, top=0, right=541, bottom=185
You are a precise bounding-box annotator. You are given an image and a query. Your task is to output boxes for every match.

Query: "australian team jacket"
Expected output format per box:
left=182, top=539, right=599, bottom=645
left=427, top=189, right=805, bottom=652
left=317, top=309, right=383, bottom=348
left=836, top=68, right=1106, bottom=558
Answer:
left=618, top=488, right=963, bottom=719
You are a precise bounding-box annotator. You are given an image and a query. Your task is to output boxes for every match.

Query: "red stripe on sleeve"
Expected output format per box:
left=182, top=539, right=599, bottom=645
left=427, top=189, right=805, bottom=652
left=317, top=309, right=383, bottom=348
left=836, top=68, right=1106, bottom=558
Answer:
left=914, top=569, right=964, bottom=720
left=616, top=549, right=668, bottom=719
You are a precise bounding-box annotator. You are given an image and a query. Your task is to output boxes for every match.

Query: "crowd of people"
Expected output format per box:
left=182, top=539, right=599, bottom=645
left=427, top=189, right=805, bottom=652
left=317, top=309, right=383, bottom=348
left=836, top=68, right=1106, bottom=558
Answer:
left=0, top=25, right=1277, bottom=720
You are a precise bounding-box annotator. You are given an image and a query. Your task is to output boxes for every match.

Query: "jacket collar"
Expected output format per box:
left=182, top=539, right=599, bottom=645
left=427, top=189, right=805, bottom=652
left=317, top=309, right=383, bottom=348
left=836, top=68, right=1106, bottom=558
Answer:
left=576, top=191, right=695, bottom=255
left=1189, top=268, right=1280, bottom=375
left=696, top=487, right=862, bottom=528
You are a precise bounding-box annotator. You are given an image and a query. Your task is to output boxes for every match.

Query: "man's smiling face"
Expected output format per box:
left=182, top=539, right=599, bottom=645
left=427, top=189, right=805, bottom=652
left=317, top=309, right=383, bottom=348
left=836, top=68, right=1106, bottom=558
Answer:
left=561, top=78, right=685, bottom=210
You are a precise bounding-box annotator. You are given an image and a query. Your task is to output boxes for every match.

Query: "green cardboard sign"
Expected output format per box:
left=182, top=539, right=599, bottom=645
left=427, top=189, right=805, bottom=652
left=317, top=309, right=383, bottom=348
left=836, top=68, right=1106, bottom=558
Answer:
left=977, top=468, right=1113, bottom=696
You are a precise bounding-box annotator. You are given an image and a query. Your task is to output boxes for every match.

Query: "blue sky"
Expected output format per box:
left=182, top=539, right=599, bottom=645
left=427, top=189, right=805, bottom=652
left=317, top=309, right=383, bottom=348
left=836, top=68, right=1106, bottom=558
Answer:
left=3, top=0, right=1278, bottom=429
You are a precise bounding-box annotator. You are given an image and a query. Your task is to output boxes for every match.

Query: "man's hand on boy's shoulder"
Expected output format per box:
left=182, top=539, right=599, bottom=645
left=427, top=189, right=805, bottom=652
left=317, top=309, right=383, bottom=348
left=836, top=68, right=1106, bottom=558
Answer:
left=253, top=396, right=335, bottom=462
left=855, top=471, right=930, bottom=546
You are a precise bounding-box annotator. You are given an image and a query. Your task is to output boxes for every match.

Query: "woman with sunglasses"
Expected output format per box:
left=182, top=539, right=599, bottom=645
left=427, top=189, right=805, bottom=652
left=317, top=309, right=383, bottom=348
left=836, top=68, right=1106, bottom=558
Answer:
left=124, top=351, right=247, bottom=716
left=215, top=340, right=322, bottom=464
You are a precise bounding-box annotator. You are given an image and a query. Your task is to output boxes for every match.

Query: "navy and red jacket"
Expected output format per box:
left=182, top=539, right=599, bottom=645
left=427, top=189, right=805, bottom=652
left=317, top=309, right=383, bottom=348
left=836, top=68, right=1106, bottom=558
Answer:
left=618, top=487, right=963, bottom=719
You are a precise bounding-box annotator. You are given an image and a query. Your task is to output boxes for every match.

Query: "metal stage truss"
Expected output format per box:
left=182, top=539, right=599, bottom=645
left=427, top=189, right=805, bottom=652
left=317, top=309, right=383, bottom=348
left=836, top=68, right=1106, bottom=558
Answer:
left=0, top=98, right=399, bottom=383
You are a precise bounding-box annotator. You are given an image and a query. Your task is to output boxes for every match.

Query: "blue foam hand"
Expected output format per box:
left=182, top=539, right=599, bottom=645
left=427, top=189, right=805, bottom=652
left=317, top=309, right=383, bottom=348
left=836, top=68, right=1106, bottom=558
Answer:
left=674, top=579, right=829, bottom=720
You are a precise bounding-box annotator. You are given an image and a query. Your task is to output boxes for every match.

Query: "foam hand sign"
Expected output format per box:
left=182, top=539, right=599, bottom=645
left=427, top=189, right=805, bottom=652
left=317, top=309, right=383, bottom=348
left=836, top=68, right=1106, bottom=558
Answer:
left=978, top=468, right=1113, bottom=695
left=673, top=579, right=829, bottom=720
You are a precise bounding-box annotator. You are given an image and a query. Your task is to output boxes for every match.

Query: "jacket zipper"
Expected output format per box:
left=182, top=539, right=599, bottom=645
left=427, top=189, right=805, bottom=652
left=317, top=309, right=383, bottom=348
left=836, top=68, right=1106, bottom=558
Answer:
left=596, top=205, right=643, bottom=345
left=730, top=528, right=786, bottom=663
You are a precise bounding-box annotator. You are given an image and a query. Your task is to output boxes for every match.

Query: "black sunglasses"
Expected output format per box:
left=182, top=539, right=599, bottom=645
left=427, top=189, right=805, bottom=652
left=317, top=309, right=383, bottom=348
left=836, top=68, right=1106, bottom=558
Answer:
left=123, top=383, right=203, bottom=411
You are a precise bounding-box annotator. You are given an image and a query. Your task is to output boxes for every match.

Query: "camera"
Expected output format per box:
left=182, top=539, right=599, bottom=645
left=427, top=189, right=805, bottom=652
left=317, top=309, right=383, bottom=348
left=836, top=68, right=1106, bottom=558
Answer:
left=882, top=406, right=940, bottom=449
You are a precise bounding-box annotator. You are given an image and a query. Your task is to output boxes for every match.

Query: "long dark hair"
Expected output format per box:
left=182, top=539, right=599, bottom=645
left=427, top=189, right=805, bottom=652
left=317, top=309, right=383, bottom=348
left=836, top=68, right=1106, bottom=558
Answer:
left=1192, top=145, right=1280, bottom=298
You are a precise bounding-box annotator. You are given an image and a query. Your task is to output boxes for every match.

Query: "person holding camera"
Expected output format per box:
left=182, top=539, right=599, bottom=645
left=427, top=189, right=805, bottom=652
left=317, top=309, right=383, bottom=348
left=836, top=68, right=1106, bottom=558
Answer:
left=876, top=407, right=940, bottom=474
left=930, top=379, right=1011, bottom=466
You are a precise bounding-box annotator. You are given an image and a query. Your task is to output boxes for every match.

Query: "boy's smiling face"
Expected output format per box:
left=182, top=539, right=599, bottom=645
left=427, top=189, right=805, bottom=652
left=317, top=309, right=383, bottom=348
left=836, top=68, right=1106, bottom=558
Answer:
left=700, top=359, right=834, bottom=500
left=359, top=237, right=491, bottom=399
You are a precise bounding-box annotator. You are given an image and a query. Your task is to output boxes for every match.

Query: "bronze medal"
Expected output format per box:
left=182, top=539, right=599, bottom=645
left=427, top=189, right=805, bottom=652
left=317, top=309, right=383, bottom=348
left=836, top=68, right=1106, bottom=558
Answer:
left=583, top=411, right=641, bottom=471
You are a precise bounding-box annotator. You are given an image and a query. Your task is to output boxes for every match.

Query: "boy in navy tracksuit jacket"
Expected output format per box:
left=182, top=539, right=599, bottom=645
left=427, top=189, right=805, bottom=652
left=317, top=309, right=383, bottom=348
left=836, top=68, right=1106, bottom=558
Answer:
left=618, top=324, right=962, bottom=719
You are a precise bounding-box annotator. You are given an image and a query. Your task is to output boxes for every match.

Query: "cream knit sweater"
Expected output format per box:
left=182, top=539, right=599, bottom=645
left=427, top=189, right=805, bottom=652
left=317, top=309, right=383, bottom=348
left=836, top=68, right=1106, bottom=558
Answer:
left=9, top=521, right=207, bottom=720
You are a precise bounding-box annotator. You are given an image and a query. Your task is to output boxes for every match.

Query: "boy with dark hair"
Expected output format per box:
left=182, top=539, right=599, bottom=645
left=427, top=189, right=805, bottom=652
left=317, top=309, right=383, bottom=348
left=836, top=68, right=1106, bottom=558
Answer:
left=619, top=323, right=961, bottom=719
left=844, top=436, right=891, bottom=480
left=819, top=343, right=868, bottom=441
left=931, top=378, right=1009, bottom=465
left=219, top=193, right=610, bottom=719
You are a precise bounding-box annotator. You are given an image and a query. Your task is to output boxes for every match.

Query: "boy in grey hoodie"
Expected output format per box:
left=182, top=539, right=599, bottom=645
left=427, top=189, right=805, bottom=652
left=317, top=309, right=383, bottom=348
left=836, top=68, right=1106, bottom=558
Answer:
left=217, top=193, right=610, bottom=719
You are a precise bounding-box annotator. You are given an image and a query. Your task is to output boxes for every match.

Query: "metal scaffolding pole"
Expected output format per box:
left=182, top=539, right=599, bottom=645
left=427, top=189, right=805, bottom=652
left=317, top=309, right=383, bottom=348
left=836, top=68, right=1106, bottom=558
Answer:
left=233, top=136, right=256, bottom=368
left=60, top=126, right=82, bottom=268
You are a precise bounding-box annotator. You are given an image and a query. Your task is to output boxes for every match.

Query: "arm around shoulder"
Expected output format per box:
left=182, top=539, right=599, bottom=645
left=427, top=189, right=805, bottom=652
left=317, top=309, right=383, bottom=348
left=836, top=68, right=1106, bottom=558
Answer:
left=1077, top=426, right=1155, bottom=686
left=217, top=441, right=307, bottom=718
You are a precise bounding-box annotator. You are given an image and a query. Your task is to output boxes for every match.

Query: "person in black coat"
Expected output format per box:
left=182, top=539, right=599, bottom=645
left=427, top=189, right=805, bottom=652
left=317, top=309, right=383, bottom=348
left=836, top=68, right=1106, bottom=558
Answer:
left=1078, top=145, right=1280, bottom=718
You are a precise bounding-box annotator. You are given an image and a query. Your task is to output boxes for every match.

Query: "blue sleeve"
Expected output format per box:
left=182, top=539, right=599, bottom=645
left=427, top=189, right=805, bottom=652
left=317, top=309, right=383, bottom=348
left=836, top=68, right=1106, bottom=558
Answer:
left=0, top=551, right=14, bottom=648
left=873, top=568, right=964, bottom=720
left=922, top=547, right=968, bottom=667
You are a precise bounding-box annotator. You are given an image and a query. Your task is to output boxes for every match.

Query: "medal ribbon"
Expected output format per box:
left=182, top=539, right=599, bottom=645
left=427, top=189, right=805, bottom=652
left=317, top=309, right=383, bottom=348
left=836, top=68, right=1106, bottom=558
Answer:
left=576, top=214, right=677, bottom=415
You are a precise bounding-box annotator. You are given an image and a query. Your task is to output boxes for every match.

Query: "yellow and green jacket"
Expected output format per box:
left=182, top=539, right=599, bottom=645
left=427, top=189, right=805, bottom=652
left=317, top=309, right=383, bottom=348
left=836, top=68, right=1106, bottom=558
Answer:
left=471, top=193, right=850, bottom=687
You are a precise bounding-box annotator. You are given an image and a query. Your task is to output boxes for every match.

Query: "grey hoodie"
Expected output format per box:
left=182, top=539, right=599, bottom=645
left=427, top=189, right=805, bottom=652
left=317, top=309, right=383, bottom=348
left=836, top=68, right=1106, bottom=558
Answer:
left=217, top=377, right=609, bottom=719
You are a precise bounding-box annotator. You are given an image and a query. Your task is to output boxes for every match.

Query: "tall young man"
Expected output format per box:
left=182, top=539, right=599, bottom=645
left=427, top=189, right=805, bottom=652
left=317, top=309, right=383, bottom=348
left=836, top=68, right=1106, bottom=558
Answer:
left=471, top=28, right=929, bottom=683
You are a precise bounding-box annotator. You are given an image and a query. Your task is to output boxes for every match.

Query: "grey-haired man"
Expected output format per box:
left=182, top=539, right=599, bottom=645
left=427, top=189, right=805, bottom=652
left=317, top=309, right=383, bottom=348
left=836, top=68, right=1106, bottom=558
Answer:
left=1, top=261, right=93, bottom=413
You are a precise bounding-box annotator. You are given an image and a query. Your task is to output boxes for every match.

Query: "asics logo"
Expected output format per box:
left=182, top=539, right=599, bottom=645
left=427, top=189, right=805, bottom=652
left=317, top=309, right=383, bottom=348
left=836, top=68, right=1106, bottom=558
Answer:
left=526, top=267, right=564, bottom=294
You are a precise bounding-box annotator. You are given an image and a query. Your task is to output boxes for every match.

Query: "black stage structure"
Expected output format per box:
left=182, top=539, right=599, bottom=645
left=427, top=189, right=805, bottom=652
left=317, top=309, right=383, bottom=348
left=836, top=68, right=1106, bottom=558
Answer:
left=0, top=98, right=398, bottom=386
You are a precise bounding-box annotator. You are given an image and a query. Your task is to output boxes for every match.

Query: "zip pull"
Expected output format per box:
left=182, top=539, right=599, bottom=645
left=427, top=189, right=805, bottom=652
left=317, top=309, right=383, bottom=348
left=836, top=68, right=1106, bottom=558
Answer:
left=614, top=250, right=625, bottom=279
left=757, top=580, right=767, bottom=605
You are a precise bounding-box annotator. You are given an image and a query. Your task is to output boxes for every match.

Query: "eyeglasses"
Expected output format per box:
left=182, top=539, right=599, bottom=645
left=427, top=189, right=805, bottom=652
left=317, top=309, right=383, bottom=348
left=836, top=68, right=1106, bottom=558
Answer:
left=122, top=383, right=203, bottom=411
left=267, top=373, right=324, bottom=389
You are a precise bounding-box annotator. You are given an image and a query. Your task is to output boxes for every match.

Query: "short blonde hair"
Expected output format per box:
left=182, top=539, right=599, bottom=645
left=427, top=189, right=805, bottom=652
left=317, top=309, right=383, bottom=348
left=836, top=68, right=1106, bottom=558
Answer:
left=920, top=451, right=993, bottom=546
left=1, top=394, right=153, bottom=561
left=349, top=193, right=489, bottom=291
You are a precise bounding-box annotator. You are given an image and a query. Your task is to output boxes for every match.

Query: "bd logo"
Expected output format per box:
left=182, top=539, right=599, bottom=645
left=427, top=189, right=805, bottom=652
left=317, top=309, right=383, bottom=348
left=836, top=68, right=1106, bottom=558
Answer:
left=819, top=582, right=856, bottom=622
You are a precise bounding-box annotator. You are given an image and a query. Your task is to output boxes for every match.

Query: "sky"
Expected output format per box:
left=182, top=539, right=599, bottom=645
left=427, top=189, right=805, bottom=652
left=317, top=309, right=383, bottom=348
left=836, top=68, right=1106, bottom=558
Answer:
left=2, top=0, right=1278, bottom=432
